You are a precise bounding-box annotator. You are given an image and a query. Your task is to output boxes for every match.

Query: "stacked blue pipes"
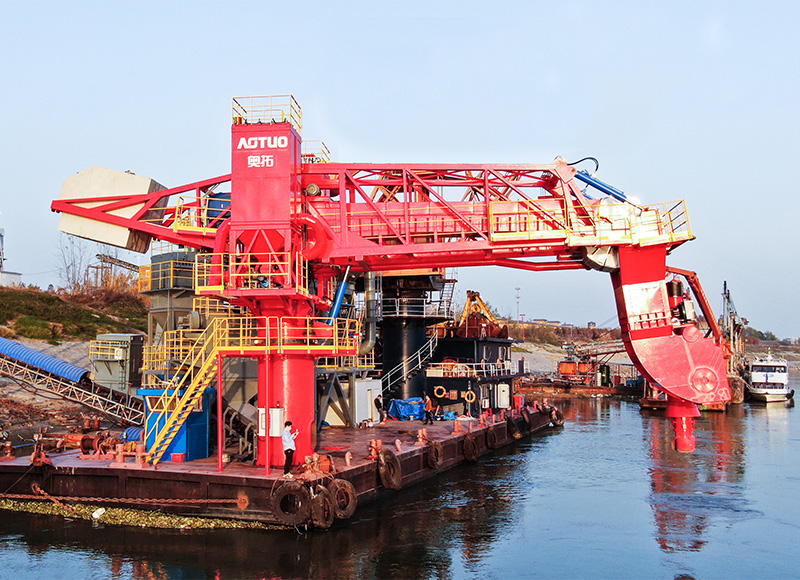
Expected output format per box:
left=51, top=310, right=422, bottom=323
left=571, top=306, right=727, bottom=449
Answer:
left=0, top=336, right=90, bottom=384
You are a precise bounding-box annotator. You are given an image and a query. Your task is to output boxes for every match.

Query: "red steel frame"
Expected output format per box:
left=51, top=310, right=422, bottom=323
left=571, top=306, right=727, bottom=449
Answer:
left=51, top=102, right=730, bottom=455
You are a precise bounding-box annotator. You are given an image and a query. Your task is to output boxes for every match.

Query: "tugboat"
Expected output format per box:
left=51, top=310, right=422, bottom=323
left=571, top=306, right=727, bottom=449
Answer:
left=745, top=353, right=794, bottom=403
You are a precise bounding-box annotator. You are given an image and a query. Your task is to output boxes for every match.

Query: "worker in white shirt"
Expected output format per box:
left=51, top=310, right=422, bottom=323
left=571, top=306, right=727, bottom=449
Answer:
left=282, top=421, right=298, bottom=478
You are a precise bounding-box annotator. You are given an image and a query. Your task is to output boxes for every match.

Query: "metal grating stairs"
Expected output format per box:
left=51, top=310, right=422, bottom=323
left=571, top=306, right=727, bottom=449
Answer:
left=146, top=322, right=220, bottom=467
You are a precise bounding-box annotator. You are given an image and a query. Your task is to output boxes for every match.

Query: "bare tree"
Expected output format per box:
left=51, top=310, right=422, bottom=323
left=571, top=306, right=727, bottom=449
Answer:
left=56, top=233, right=93, bottom=292
left=57, top=233, right=142, bottom=293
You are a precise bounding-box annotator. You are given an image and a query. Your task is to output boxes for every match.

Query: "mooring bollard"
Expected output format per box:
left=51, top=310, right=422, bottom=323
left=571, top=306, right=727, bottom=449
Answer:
left=135, top=444, right=146, bottom=466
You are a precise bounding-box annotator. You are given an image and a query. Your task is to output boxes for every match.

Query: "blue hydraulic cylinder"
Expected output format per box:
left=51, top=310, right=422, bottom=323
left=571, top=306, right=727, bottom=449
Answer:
left=575, top=170, right=628, bottom=203
left=329, top=279, right=349, bottom=320
left=328, top=266, right=351, bottom=322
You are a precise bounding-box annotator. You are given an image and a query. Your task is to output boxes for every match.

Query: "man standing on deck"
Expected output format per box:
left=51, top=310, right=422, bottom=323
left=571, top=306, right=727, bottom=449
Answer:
left=282, top=421, right=298, bottom=478
left=374, top=394, right=385, bottom=423
left=423, top=394, right=434, bottom=425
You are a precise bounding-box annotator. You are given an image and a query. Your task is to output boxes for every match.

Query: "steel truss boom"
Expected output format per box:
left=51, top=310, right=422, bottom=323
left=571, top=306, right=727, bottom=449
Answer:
left=50, top=98, right=729, bottom=454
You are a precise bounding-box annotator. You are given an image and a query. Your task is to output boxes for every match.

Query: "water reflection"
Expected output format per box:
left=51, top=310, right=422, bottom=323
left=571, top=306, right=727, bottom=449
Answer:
left=1, top=394, right=796, bottom=578
left=0, top=441, right=539, bottom=579
left=645, top=403, right=762, bottom=553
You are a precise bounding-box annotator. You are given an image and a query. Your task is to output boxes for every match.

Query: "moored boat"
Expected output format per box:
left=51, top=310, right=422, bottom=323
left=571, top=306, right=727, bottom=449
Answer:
left=745, top=354, right=793, bottom=403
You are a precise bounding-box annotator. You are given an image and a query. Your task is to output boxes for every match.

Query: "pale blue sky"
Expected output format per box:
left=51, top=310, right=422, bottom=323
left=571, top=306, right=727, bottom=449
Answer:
left=1, top=1, right=797, bottom=337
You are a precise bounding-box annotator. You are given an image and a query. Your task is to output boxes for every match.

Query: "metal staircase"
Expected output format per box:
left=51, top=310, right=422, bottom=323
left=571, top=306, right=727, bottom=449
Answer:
left=145, top=321, right=220, bottom=466
left=439, top=276, right=457, bottom=318
left=381, top=332, right=438, bottom=395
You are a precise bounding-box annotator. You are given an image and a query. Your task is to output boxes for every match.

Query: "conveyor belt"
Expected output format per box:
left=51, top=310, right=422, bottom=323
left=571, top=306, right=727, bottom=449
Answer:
left=0, top=354, right=144, bottom=425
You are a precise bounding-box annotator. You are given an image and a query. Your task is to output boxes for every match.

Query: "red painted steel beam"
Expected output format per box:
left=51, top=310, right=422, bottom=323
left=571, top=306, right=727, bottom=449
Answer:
left=51, top=175, right=232, bottom=251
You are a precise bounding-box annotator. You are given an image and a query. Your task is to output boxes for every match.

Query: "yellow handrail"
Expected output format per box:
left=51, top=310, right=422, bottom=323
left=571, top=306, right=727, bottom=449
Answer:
left=145, top=319, right=221, bottom=465
left=489, top=199, right=693, bottom=247
left=194, top=252, right=309, bottom=296
left=232, top=95, right=302, bottom=134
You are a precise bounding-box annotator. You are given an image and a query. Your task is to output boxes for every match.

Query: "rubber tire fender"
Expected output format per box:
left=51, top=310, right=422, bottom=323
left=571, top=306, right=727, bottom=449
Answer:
left=311, top=487, right=335, bottom=529
left=507, top=416, right=522, bottom=440
left=521, top=407, right=532, bottom=429
left=426, top=440, right=444, bottom=471
left=551, top=409, right=565, bottom=427
left=272, top=482, right=311, bottom=527
left=463, top=433, right=478, bottom=462
left=727, top=374, right=746, bottom=405
left=329, top=478, right=358, bottom=519
left=378, top=448, right=403, bottom=490
left=486, top=427, right=498, bottom=449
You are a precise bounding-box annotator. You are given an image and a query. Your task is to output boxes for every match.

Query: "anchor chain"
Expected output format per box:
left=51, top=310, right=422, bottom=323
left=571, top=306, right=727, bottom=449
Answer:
left=0, top=484, right=240, bottom=506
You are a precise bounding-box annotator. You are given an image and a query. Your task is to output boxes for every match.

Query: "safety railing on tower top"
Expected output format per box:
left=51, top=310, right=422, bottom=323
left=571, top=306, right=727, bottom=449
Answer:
left=232, top=95, right=302, bottom=134
left=381, top=296, right=453, bottom=319
left=89, top=339, right=130, bottom=361
left=425, top=359, right=514, bottom=379
left=194, top=252, right=309, bottom=297
left=316, top=351, right=376, bottom=371
left=171, top=194, right=231, bottom=235
left=139, top=241, right=196, bottom=293
left=138, top=259, right=194, bottom=293
left=301, top=140, right=331, bottom=164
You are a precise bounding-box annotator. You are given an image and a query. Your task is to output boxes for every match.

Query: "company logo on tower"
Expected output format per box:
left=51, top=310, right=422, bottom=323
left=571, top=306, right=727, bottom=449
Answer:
left=237, top=136, right=289, bottom=150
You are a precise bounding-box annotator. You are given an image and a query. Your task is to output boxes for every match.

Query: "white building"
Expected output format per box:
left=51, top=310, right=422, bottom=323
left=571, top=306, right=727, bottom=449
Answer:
left=0, top=228, right=22, bottom=287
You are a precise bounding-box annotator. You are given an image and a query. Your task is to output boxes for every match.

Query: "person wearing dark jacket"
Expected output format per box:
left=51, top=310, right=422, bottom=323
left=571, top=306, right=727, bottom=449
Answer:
left=423, top=394, right=434, bottom=425
left=374, top=394, right=386, bottom=423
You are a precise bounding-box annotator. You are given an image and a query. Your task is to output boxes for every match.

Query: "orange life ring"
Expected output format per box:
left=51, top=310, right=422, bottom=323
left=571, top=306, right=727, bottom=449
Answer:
left=464, top=391, right=476, bottom=404
left=433, top=385, right=446, bottom=399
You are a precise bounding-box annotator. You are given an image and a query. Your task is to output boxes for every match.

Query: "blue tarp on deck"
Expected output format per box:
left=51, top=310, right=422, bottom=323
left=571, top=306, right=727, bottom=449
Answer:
left=386, top=397, right=425, bottom=421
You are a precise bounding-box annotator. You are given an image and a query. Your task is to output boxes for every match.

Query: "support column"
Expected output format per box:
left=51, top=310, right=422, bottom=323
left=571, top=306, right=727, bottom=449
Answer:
left=256, top=355, right=269, bottom=472
left=267, top=354, right=316, bottom=468
left=216, top=353, right=224, bottom=472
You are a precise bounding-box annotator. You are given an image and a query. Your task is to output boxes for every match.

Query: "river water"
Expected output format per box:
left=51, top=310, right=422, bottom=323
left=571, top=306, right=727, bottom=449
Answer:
left=1, top=385, right=797, bottom=580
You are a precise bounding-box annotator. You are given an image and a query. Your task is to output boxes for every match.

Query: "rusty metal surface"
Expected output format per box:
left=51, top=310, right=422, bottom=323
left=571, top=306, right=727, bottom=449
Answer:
left=0, top=411, right=554, bottom=526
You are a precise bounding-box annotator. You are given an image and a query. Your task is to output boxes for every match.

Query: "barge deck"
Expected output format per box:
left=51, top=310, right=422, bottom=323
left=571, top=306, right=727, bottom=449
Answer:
left=0, top=409, right=559, bottom=529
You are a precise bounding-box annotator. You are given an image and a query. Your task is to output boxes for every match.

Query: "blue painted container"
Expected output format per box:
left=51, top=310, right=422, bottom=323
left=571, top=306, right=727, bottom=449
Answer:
left=139, top=387, right=215, bottom=461
left=0, top=337, right=90, bottom=384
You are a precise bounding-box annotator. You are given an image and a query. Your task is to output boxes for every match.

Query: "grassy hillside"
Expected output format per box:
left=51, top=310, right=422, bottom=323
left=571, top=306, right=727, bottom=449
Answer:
left=0, top=287, right=147, bottom=343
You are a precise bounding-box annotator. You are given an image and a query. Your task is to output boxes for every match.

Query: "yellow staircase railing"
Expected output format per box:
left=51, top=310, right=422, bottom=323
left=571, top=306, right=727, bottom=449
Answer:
left=144, top=314, right=361, bottom=466
left=145, top=319, right=221, bottom=466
